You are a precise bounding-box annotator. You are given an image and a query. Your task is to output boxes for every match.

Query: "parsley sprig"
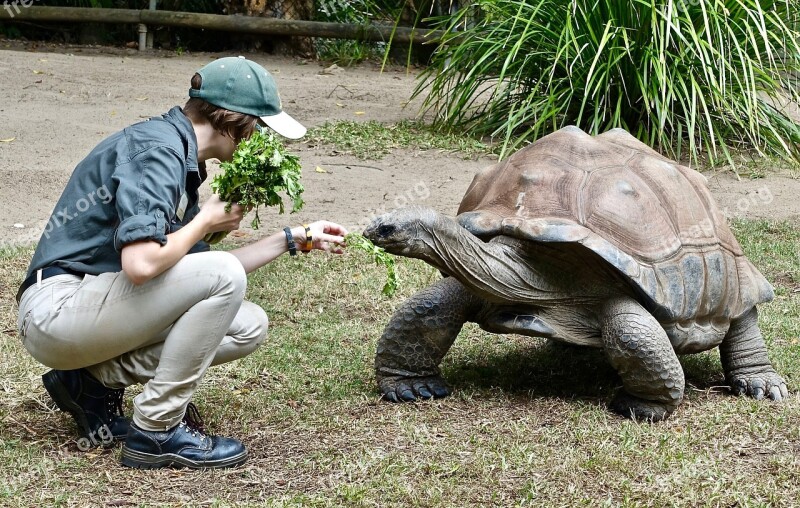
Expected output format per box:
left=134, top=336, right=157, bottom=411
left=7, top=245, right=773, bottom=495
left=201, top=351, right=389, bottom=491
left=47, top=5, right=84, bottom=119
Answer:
left=345, top=233, right=398, bottom=297
left=205, top=130, right=304, bottom=244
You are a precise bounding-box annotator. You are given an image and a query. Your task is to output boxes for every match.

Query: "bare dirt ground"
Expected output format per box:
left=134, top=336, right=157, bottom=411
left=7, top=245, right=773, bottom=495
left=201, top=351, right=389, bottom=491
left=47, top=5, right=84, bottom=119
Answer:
left=1, top=39, right=799, bottom=249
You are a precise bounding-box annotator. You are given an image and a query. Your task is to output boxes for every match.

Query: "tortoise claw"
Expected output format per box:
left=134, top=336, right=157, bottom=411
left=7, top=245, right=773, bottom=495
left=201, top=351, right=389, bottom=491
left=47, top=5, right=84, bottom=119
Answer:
left=609, top=391, right=677, bottom=422
left=413, top=383, right=433, bottom=399
left=427, top=378, right=451, bottom=398
left=383, top=391, right=399, bottom=403
left=379, top=375, right=451, bottom=404
left=728, top=370, right=788, bottom=402
left=769, top=385, right=788, bottom=400
left=398, top=385, right=417, bottom=402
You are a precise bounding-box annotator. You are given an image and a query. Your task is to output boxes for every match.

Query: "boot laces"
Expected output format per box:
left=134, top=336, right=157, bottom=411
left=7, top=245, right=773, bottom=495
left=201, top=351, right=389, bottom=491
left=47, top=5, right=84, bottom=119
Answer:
left=105, top=388, right=124, bottom=420
left=180, top=402, right=207, bottom=441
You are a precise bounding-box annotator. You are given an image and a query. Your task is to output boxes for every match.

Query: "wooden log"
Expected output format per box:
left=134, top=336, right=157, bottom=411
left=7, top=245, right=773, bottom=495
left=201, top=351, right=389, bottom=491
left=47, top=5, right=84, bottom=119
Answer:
left=0, top=6, right=141, bottom=24
left=0, top=6, right=443, bottom=45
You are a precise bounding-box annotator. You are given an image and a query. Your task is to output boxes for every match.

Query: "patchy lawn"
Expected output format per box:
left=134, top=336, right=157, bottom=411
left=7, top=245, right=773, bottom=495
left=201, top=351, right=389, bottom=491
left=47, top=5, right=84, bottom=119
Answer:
left=1, top=220, right=798, bottom=507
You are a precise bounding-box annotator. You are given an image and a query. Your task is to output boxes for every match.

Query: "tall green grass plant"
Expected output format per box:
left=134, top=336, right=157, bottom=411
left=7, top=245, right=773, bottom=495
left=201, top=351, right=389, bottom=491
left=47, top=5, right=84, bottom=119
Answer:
left=415, top=0, right=800, bottom=166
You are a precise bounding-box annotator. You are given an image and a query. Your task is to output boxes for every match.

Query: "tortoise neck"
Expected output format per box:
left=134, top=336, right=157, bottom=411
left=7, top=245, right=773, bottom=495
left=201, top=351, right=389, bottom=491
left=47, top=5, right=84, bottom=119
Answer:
left=412, top=215, right=635, bottom=306
left=421, top=217, right=539, bottom=303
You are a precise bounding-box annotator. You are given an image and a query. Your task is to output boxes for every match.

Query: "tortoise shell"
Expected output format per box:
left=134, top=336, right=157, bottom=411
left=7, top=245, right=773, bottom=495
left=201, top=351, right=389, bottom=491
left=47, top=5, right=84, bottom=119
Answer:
left=456, top=126, right=773, bottom=325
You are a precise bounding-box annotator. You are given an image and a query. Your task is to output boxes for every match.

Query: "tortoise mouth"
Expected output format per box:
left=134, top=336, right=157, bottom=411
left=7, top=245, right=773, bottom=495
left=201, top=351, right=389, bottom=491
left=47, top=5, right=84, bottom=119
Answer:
left=370, top=237, right=406, bottom=253
left=363, top=223, right=398, bottom=246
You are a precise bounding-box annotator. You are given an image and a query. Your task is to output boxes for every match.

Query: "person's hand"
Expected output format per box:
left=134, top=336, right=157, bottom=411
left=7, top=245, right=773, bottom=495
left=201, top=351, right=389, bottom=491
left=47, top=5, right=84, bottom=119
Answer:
left=297, top=221, right=348, bottom=254
left=196, top=195, right=246, bottom=235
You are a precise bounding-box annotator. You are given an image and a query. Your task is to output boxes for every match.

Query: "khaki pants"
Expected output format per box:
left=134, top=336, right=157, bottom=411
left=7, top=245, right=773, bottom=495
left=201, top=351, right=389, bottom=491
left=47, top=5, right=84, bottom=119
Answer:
left=16, top=251, right=268, bottom=432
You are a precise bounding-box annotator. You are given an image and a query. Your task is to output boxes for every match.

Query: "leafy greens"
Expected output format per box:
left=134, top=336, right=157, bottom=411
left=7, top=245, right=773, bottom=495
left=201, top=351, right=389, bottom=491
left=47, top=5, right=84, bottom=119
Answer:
left=345, top=233, right=398, bottom=297
left=205, top=129, right=304, bottom=244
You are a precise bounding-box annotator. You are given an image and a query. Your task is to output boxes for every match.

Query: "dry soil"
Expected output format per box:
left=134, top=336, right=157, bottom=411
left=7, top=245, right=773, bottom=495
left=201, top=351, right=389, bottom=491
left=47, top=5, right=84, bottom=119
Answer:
left=1, top=40, right=799, bottom=249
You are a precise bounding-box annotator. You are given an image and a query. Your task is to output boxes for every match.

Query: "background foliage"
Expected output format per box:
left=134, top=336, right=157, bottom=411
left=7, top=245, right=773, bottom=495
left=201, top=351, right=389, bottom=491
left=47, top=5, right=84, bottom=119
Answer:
left=415, top=0, right=800, bottom=166
left=1, top=0, right=227, bottom=49
left=0, top=0, right=440, bottom=59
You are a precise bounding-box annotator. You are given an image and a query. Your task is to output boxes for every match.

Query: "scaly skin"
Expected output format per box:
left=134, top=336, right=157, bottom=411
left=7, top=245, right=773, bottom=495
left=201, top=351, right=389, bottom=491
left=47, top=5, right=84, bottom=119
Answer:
left=600, top=297, right=684, bottom=421
left=720, top=308, right=788, bottom=401
left=376, top=277, right=481, bottom=402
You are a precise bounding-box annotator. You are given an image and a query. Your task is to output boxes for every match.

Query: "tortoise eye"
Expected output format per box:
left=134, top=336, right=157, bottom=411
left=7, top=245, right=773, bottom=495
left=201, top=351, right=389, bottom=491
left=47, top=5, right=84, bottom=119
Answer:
left=378, top=225, right=395, bottom=237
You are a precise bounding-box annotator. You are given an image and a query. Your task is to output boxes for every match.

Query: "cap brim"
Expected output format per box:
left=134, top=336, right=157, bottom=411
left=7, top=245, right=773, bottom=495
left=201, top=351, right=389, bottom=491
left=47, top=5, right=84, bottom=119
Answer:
left=260, top=111, right=307, bottom=139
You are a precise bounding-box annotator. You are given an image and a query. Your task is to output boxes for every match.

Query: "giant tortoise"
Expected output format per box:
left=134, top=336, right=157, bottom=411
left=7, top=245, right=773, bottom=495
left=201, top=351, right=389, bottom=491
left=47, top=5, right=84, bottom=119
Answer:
left=363, top=126, right=788, bottom=421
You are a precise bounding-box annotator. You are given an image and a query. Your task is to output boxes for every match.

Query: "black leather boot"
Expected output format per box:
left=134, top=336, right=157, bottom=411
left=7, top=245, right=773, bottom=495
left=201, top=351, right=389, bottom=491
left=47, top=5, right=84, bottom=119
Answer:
left=42, top=369, right=129, bottom=446
left=121, top=403, right=247, bottom=469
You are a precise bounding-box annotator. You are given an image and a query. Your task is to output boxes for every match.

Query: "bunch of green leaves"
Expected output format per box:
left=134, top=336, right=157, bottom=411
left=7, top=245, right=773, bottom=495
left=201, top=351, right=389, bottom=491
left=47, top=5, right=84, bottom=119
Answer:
left=344, top=233, right=398, bottom=296
left=206, top=129, right=304, bottom=244
left=415, top=0, right=800, bottom=168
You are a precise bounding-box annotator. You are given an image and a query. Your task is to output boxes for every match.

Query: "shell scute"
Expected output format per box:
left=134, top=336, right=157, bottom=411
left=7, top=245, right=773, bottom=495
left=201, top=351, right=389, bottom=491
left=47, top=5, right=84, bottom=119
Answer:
left=582, top=166, right=681, bottom=261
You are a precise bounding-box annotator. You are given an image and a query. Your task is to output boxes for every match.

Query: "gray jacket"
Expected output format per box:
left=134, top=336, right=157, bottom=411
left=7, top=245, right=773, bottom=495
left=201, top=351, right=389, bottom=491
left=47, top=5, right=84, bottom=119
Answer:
left=25, top=106, right=209, bottom=278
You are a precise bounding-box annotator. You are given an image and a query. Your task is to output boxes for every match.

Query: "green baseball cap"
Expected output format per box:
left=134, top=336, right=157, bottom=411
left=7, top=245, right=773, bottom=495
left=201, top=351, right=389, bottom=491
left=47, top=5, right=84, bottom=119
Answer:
left=189, top=56, right=306, bottom=139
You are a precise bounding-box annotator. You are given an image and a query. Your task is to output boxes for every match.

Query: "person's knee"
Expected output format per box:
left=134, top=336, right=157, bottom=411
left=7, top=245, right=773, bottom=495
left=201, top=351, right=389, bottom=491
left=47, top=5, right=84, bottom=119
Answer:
left=202, top=251, right=247, bottom=296
left=244, top=302, right=269, bottom=347
left=218, top=302, right=268, bottom=362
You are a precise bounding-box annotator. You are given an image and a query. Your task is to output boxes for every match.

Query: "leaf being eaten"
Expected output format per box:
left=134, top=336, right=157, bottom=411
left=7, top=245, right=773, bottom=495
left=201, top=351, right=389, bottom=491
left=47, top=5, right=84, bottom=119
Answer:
left=345, top=233, right=398, bottom=297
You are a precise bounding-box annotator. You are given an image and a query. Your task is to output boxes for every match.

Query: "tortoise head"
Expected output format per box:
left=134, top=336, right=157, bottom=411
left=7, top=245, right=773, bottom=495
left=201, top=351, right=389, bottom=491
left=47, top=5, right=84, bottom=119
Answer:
left=364, top=205, right=440, bottom=259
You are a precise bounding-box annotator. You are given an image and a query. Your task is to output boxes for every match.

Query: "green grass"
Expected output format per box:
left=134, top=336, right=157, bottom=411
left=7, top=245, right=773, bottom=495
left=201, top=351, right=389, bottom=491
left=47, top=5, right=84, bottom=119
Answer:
left=315, top=39, right=386, bottom=67
left=312, top=0, right=395, bottom=66
left=303, top=120, right=498, bottom=160
left=1, top=219, right=799, bottom=506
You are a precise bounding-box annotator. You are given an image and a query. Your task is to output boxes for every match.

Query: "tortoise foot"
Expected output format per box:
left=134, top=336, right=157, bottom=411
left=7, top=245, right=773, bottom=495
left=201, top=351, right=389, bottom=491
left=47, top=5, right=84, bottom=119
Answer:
left=609, top=392, right=677, bottom=422
left=379, top=375, right=451, bottom=403
left=729, top=370, right=788, bottom=401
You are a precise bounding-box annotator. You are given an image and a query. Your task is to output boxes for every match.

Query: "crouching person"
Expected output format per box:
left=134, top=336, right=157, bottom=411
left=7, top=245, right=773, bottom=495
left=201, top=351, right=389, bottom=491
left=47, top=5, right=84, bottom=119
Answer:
left=15, top=57, right=347, bottom=469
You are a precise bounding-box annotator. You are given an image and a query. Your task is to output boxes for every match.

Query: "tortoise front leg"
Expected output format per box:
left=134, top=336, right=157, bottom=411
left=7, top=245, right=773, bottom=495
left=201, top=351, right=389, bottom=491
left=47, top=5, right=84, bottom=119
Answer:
left=720, top=308, right=788, bottom=401
left=376, top=277, right=482, bottom=402
left=600, top=297, right=685, bottom=421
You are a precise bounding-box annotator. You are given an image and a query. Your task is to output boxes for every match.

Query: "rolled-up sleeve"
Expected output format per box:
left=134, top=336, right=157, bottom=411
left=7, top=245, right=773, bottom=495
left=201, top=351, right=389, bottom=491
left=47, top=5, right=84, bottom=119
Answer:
left=113, top=146, right=183, bottom=251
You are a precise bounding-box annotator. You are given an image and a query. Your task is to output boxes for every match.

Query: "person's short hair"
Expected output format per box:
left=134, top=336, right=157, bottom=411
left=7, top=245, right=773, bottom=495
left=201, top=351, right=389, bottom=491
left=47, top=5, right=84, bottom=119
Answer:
left=183, top=73, right=260, bottom=142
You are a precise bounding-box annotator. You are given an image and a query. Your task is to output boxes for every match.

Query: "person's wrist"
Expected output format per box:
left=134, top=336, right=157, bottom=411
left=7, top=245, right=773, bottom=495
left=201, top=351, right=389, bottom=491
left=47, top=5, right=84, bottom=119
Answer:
left=291, top=226, right=308, bottom=252
left=283, top=226, right=298, bottom=256
left=194, top=212, right=214, bottom=236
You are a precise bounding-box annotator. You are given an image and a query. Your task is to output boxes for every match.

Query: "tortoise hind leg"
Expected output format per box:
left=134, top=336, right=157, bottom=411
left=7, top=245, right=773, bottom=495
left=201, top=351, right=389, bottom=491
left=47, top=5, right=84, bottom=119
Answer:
left=720, top=308, right=788, bottom=401
left=376, top=277, right=482, bottom=402
left=600, top=297, right=685, bottom=421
